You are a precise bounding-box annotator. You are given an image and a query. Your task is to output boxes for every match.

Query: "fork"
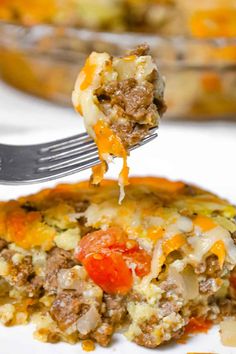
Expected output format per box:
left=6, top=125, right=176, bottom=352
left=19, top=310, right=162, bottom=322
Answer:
left=0, top=128, right=158, bottom=184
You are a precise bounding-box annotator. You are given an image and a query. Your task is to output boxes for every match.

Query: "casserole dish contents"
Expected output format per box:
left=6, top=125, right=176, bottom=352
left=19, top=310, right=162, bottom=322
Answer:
left=1, top=0, right=236, bottom=37
left=0, top=178, right=235, bottom=348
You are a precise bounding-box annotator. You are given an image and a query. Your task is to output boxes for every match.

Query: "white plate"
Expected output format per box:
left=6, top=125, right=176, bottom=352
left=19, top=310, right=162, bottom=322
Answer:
left=0, top=82, right=236, bottom=353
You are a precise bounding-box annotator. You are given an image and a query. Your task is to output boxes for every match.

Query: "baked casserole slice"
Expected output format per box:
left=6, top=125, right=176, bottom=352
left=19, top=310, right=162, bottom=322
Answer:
left=72, top=44, right=166, bottom=192
left=0, top=177, right=236, bottom=348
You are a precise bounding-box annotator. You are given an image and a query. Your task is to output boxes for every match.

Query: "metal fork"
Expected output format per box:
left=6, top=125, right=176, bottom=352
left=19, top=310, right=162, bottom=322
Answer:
left=0, top=128, right=158, bottom=184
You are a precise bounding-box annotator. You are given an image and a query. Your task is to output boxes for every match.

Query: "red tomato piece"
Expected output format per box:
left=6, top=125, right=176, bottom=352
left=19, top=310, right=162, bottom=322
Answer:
left=184, top=317, right=212, bottom=335
left=124, top=248, right=151, bottom=277
left=77, top=227, right=129, bottom=262
left=83, top=252, right=133, bottom=295
left=75, top=227, right=151, bottom=294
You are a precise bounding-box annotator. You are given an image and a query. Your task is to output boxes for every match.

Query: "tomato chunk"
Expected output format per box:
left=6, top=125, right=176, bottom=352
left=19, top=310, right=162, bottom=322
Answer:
left=184, top=317, right=212, bottom=335
left=77, top=227, right=128, bottom=261
left=124, top=248, right=151, bottom=277
left=75, top=227, right=151, bottom=294
left=83, top=252, right=133, bottom=294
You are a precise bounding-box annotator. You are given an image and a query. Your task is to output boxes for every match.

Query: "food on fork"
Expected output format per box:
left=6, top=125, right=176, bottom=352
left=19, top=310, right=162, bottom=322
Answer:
left=0, top=177, right=235, bottom=348
left=72, top=44, right=166, bottom=196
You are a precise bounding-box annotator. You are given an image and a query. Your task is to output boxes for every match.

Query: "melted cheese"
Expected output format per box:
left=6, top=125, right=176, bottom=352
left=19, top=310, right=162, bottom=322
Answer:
left=2, top=177, right=235, bottom=286
left=72, top=52, right=110, bottom=138
left=72, top=50, right=163, bottom=200
left=92, top=119, right=129, bottom=201
left=210, top=240, right=226, bottom=269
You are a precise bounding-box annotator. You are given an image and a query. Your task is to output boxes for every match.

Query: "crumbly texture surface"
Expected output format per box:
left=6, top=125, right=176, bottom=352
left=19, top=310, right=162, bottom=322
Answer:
left=72, top=45, right=165, bottom=191
left=0, top=177, right=236, bottom=348
left=72, top=44, right=165, bottom=147
left=95, top=44, right=166, bottom=147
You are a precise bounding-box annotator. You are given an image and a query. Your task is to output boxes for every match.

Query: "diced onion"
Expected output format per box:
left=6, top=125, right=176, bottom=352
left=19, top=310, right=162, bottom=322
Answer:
left=176, top=216, right=193, bottom=233
left=168, top=265, right=199, bottom=302
left=57, top=266, right=87, bottom=292
left=181, top=267, right=199, bottom=301
left=77, top=306, right=101, bottom=335
left=220, top=318, right=236, bottom=347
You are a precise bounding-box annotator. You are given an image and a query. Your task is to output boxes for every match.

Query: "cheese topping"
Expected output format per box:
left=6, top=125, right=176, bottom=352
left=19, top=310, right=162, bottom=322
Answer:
left=0, top=177, right=235, bottom=295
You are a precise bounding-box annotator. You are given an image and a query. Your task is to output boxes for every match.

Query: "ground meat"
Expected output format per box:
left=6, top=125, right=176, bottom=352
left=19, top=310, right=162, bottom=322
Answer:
left=205, top=255, right=221, bottom=277
left=134, top=315, right=158, bottom=348
left=196, top=256, right=222, bottom=276
left=91, top=322, right=114, bottom=347
left=231, top=231, right=236, bottom=245
left=96, top=75, right=161, bottom=148
left=0, top=249, right=14, bottom=261
left=129, top=44, right=150, bottom=56
left=77, top=216, right=95, bottom=237
left=74, top=200, right=90, bottom=213
left=50, top=290, right=84, bottom=330
left=0, top=278, right=10, bottom=296
left=104, top=294, right=127, bottom=324
left=199, top=278, right=219, bottom=295
left=27, top=275, right=44, bottom=297
left=44, top=248, right=75, bottom=294
left=159, top=279, right=179, bottom=293
left=0, top=238, right=7, bottom=251
left=194, top=262, right=206, bottom=274
left=1, top=250, right=34, bottom=287
left=134, top=332, right=157, bottom=348
left=159, top=301, right=180, bottom=318
left=218, top=299, right=236, bottom=318
left=101, top=78, right=157, bottom=123
left=171, top=327, right=185, bottom=340
left=14, top=256, right=34, bottom=286
left=110, top=119, right=149, bottom=147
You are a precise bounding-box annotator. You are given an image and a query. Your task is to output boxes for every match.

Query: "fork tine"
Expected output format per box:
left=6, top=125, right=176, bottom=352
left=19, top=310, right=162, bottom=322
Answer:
left=37, top=132, right=158, bottom=173
left=129, top=132, right=158, bottom=151
left=37, top=156, right=101, bottom=174
left=0, top=126, right=158, bottom=185
left=38, top=141, right=98, bottom=163
left=38, top=149, right=99, bottom=171
left=40, top=126, right=158, bottom=155
left=39, top=132, right=90, bottom=153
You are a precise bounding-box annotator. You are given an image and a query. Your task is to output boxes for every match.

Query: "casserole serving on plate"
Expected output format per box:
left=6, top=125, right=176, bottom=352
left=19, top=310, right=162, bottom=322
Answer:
left=0, top=178, right=236, bottom=348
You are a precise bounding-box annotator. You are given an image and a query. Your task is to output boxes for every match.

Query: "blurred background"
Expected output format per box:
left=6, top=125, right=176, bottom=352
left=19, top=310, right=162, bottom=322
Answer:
left=1, top=0, right=236, bottom=120
left=0, top=0, right=236, bottom=201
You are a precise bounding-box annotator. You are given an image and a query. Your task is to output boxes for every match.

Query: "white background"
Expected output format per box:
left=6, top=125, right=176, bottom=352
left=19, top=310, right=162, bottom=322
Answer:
left=0, top=80, right=236, bottom=353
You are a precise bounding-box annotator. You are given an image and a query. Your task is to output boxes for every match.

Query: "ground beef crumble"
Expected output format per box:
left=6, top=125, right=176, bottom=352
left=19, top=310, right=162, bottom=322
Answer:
left=232, top=231, right=236, bottom=245
left=91, top=322, right=114, bottom=347
left=44, top=247, right=76, bottom=294
left=1, top=249, right=34, bottom=287
left=102, top=79, right=157, bottom=122
left=134, top=315, right=159, bottom=348
left=129, top=44, right=150, bottom=57
left=96, top=77, right=160, bottom=148
left=103, top=294, right=127, bottom=324
left=0, top=238, right=8, bottom=251
left=199, top=278, right=219, bottom=295
left=95, top=44, right=166, bottom=148
left=50, top=290, right=85, bottom=330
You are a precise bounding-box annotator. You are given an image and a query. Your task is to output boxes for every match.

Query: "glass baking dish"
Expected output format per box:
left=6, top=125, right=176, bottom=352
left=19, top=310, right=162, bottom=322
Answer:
left=0, top=21, right=236, bottom=120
